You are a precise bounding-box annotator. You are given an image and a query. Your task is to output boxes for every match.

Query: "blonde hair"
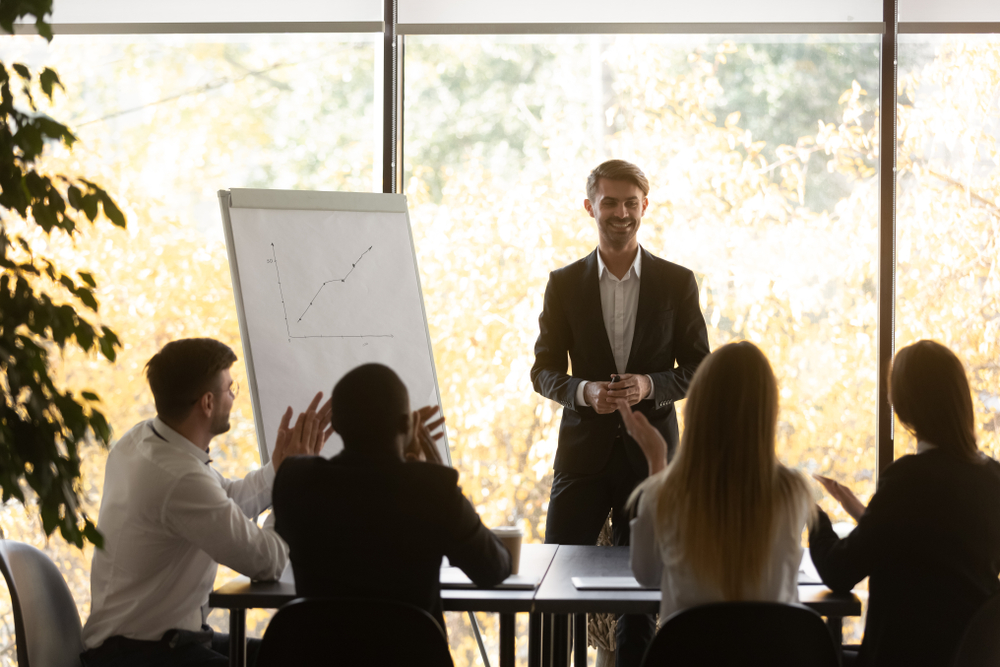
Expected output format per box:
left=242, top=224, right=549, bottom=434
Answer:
left=637, top=342, right=812, bottom=600
left=890, top=340, right=981, bottom=463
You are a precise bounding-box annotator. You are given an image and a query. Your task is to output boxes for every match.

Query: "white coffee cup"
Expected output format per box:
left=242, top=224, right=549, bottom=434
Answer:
left=492, top=526, right=524, bottom=575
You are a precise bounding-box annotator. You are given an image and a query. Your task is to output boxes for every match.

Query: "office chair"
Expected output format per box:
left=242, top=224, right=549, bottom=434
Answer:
left=256, top=597, right=454, bottom=666
left=641, top=601, right=841, bottom=667
left=951, top=591, right=1000, bottom=667
left=0, top=539, right=85, bottom=667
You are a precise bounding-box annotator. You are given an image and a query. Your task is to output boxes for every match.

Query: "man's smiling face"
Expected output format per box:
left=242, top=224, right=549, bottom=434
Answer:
left=585, top=177, right=648, bottom=253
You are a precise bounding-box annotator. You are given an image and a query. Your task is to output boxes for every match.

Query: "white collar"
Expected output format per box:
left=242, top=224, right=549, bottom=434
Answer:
left=597, top=245, right=643, bottom=280
left=151, top=416, right=212, bottom=464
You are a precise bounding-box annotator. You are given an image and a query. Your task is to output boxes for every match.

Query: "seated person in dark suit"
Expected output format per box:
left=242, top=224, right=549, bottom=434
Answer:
left=810, top=340, right=1000, bottom=667
left=272, top=363, right=512, bottom=631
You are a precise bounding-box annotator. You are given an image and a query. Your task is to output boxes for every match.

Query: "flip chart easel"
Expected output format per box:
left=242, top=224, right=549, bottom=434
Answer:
left=218, top=188, right=449, bottom=465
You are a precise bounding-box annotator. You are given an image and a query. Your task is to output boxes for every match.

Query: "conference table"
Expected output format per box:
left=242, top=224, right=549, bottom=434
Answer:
left=209, top=544, right=861, bottom=667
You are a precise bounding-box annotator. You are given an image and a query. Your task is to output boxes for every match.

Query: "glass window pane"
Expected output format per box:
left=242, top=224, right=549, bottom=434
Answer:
left=895, top=35, right=1000, bottom=460
left=400, top=0, right=882, bottom=26
left=405, top=32, right=880, bottom=537
left=0, top=30, right=379, bottom=637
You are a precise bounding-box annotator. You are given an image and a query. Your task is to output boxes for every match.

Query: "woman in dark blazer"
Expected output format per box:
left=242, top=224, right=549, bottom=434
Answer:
left=810, top=340, right=1000, bottom=667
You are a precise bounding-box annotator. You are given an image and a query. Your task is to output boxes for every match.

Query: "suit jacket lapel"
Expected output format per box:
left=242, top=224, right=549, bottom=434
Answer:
left=626, top=248, right=656, bottom=373
left=582, top=249, right=617, bottom=371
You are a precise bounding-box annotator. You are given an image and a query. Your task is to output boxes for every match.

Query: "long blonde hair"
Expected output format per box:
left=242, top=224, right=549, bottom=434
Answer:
left=643, top=341, right=811, bottom=600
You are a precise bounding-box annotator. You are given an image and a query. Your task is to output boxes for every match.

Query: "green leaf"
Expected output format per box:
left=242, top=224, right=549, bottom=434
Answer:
left=80, top=193, right=99, bottom=221
left=67, top=185, right=82, bottom=209
left=83, top=519, right=104, bottom=550
left=12, top=63, right=30, bottom=80
left=81, top=391, right=100, bottom=402
left=74, top=322, right=94, bottom=350
left=39, top=68, right=60, bottom=98
left=77, top=271, right=96, bottom=288
left=90, top=410, right=111, bottom=444
left=75, top=286, right=98, bottom=311
left=98, top=327, right=120, bottom=362
left=99, top=191, right=126, bottom=228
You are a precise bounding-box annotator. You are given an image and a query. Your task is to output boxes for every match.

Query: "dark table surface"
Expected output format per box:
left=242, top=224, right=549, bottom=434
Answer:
left=532, top=545, right=862, bottom=618
left=208, top=543, right=559, bottom=614
left=210, top=543, right=860, bottom=619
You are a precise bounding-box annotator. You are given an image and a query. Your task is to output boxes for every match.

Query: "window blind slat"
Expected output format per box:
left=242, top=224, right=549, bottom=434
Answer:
left=399, top=0, right=882, bottom=25
left=900, top=0, right=1000, bottom=22
left=28, top=0, right=383, bottom=25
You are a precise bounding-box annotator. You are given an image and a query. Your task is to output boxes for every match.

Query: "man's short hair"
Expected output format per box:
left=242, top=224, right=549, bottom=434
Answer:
left=145, top=338, right=237, bottom=422
left=332, top=363, right=409, bottom=447
left=586, top=159, right=650, bottom=201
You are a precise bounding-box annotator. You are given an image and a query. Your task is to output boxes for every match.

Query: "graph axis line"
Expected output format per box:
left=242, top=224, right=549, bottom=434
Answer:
left=271, top=243, right=292, bottom=340
left=297, top=245, right=374, bottom=323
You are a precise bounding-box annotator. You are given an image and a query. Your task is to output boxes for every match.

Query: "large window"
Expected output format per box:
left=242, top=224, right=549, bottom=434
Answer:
left=1, top=7, right=999, bottom=666
left=0, top=32, right=380, bottom=654
left=895, top=35, right=1000, bottom=460
left=406, top=32, right=881, bottom=538
left=404, top=33, right=881, bottom=653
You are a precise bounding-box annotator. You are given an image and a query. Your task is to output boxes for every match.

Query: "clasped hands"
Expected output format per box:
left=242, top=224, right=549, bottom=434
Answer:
left=585, top=373, right=651, bottom=414
left=270, top=392, right=448, bottom=469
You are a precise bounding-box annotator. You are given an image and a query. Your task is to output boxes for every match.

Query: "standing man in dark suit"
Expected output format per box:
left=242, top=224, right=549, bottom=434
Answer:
left=531, top=159, right=710, bottom=666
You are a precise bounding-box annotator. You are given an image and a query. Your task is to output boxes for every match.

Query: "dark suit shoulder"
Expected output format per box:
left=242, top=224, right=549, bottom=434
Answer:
left=400, top=460, right=461, bottom=487
left=272, top=454, right=324, bottom=489
left=548, top=250, right=595, bottom=283
left=640, top=249, right=697, bottom=282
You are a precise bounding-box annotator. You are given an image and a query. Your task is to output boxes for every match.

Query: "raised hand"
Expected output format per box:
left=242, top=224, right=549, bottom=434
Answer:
left=405, top=405, right=446, bottom=465
left=271, top=391, right=335, bottom=471
left=813, top=474, right=866, bottom=521
left=617, top=401, right=668, bottom=475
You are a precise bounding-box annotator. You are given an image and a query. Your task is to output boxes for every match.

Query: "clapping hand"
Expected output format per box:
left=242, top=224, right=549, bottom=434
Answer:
left=405, top=405, right=446, bottom=465
left=271, top=391, right=334, bottom=471
left=813, top=474, right=866, bottom=521
left=617, top=400, right=668, bottom=475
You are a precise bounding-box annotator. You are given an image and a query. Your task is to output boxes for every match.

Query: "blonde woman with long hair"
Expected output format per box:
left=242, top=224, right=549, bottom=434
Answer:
left=621, top=341, right=813, bottom=620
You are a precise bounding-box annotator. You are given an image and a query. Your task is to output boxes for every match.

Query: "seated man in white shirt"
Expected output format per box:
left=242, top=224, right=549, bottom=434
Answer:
left=81, top=337, right=332, bottom=667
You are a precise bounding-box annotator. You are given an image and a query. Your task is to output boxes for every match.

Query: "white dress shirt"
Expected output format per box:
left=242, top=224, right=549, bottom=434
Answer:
left=630, top=475, right=811, bottom=622
left=575, top=247, right=653, bottom=406
left=83, top=417, right=288, bottom=648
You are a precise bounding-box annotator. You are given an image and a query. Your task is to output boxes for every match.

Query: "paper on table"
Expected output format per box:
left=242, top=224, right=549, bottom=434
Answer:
left=571, top=576, right=658, bottom=590
left=798, top=549, right=823, bottom=585
left=440, top=566, right=540, bottom=590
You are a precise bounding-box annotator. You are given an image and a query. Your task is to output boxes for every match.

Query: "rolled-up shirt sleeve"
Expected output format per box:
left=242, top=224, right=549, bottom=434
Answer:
left=164, top=470, right=288, bottom=582
left=216, top=463, right=276, bottom=518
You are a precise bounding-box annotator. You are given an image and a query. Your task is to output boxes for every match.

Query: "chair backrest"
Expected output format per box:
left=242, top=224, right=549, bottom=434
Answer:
left=641, top=601, right=841, bottom=667
left=952, top=591, right=1000, bottom=667
left=0, top=540, right=84, bottom=667
left=256, top=597, right=454, bottom=667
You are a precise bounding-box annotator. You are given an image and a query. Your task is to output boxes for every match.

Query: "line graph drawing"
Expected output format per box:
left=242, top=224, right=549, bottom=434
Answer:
left=297, top=246, right=372, bottom=322
left=270, top=243, right=393, bottom=341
